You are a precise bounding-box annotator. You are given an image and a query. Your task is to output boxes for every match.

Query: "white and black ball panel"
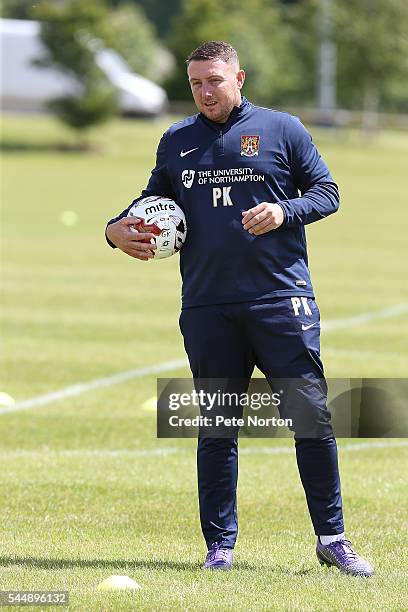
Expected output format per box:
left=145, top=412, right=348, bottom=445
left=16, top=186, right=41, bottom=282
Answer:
left=127, top=196, right=187, bottom=259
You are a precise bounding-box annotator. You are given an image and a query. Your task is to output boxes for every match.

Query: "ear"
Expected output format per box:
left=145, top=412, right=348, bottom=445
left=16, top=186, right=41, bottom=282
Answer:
left=237, top=69, right=245, bottom=90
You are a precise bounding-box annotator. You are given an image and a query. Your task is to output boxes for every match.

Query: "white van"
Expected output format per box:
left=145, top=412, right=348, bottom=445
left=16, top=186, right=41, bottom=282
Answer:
left=0, top=18, right=167, bottom=116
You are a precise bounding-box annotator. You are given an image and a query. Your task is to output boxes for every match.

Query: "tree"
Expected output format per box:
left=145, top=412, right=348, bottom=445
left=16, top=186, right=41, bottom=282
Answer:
left=99, top=3, right=167, bottom=82
left=32, top=0, right=117, bottom=146
left=0, top=0, right=183, bottom=40
left=284, top=0, right=408, bottom=113
left=165, top=0, right=297, bottom=105
left=128, top=0, right=182, bottom=39
left=335, top=0, right=408, bottom=114
left=0, top=0, right=33, bottom=19
left=277, top=0, right=319, bottom=107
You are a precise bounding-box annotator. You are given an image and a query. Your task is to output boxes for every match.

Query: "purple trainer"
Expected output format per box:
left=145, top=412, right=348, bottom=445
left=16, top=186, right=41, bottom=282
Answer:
left=203, top=542, right=233, bottom=570
left=316, top=538, right=374, bottom=577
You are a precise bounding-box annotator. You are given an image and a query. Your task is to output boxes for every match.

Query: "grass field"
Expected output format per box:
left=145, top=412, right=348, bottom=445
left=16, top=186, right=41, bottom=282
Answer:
left=1, top=113, right=407, bottom=610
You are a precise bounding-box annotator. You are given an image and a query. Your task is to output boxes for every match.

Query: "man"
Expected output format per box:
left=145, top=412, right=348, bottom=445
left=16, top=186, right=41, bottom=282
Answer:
left=106, top=41, right=374, bottom=577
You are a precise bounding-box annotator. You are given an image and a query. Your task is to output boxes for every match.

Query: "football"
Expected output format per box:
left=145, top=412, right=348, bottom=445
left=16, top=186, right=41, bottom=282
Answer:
left=127, top=196, right=187, bottom=259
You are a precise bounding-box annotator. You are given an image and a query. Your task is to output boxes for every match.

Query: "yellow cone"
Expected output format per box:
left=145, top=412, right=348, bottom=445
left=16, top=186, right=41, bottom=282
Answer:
left=142, top=396, right=157, bottom=411
left=97, top=575, right=141, bottom=591
left=0, top=392, right=15, bottom=407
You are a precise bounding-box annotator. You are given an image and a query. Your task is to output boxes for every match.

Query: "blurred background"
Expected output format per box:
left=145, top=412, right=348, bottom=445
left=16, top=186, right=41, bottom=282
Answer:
left=1, top=2, right=407, bottom=608
left=1, top=0, right=408, bottom=129
left=1, top=0, right=407, bottom=418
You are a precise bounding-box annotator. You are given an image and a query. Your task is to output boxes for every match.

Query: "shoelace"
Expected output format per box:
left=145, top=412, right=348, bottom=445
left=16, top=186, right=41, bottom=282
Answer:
left=333, top=539, right=358, bottom=561
left=207, top=542, right=229, bottom=562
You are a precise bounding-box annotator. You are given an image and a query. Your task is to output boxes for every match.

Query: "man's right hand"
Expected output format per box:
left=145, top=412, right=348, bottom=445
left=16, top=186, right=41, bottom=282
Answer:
left=105, top=217, right=157, bottom=261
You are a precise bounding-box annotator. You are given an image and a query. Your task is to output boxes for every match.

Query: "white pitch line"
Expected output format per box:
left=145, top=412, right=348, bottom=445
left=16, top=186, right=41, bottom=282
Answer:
left=0, top=447, right=179, bottom=458
left=1, top=303, right=407, bottom=416
left=0, top=358, right=187, bottom=416
left=0, top=440, right=407, bottom=458
left=240, top=440, right=408, bottom=455
left=323, top=347, right=402, bottom=360
left=322, top=303, right=408, bottom=331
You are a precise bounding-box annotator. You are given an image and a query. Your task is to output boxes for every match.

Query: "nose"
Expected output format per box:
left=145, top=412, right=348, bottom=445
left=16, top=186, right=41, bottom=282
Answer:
left=202, top=85, right=214, bottom=99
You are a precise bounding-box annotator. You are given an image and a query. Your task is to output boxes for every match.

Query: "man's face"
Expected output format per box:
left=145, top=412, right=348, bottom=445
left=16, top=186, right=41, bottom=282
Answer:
left=187, top=59, right=245, bottom=124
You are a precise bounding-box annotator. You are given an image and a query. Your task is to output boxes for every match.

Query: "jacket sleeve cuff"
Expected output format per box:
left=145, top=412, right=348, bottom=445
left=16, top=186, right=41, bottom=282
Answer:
left=105, top=224, right=117, bottom=249
left=277, top=202, right=287, bottom=227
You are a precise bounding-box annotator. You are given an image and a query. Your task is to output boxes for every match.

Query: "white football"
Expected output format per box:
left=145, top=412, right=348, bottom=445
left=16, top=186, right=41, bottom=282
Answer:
left=127, top=196, right=187, bottom=259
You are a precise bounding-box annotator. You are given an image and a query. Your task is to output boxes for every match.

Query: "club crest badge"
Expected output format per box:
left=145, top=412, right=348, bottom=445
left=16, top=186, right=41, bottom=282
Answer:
left=240, top=135, right=260, bottom=157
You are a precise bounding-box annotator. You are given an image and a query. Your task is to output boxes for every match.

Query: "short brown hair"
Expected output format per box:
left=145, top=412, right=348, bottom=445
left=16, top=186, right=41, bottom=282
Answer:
left=186, top=41, right=239, bottom=67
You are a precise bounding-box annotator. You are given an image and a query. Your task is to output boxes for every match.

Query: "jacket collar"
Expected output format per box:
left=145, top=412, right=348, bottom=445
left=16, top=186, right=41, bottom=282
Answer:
left=199, top=96, right=251, bottom=131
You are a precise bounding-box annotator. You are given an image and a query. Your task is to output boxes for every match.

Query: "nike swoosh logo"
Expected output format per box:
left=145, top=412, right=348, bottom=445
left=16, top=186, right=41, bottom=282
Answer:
left=302, top=322, right=317, bottom=331
left=180, top=147, right=199, bottom=157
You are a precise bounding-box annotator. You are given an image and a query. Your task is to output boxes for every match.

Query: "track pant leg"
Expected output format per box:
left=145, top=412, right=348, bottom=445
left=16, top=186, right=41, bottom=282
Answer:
left=245, top=298, right=344, bottom=535
left=295, top=437, right=344, bottom=534
left=179, top=305, right=254, bottom=549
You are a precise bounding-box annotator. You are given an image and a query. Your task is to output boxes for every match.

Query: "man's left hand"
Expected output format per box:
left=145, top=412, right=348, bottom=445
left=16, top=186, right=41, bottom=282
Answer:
left=242, top=202, right=284, bottom=235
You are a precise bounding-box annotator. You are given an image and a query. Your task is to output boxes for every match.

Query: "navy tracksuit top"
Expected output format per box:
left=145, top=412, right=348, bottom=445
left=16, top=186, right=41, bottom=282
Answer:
left=107, top=97, right=340, bottom=308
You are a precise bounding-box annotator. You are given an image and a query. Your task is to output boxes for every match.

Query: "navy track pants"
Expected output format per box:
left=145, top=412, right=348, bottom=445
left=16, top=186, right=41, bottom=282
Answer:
left=179, top=298, right=344, bottom=549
